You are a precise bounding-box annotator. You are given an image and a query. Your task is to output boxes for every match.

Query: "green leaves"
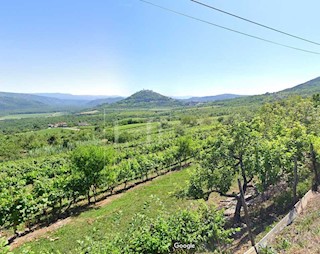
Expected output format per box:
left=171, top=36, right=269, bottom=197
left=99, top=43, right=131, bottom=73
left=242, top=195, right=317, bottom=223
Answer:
left=0, top=237, right=11, bottom=254
left=70, top=145, right=115, bottom=203
left=74, top=199, right=235, bottom=254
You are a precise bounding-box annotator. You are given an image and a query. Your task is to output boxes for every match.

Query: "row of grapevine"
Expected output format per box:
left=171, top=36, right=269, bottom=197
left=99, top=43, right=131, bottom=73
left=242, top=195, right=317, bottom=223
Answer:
left=0, top=133, right=197, bottom=236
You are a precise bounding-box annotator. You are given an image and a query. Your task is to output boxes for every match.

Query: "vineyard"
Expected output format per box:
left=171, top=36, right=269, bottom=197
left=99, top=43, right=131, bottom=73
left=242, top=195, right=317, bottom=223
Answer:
left=1, top=94, right=320, bottom=253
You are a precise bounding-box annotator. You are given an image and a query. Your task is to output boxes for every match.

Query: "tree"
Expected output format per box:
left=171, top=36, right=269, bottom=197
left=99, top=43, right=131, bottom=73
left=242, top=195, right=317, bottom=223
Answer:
left=225, top=121, right=260, bottom=222
left=70, top=145, right=114, bottom=203
left=309, top=142, right=319, bottom=191
left=188, top=120, right=263, bottom=222
left=283, top=123, right=308, bottom=204
left=255, top=139, right=284, bottom=194
left=117, top=160, right=134, bottom=189
left=193, top=133, right=234, bottom=199
left=175, top=137, right=193, bottom=169
left=309, top=136, right=320, bottom=191
left=100, top=165, right=118, bottom=194
left=181, top=116, right=197, bottom=126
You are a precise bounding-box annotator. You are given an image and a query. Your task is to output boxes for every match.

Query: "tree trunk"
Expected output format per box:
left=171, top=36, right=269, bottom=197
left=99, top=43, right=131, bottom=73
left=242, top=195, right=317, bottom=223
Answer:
left=234, top=158, right=248, bottom=223
left=87, top=191, right=91, bottom=204
left=93, top=186, right=97, bottom=203
left=59, top=198, right=63, bottom=215
left=293, top=156, right=298, bottom=204
left=310, top=143, right=319, bottom=191
left=234, top=196, right=242, bottom=223
left=14, top=224, right=18, bottom=236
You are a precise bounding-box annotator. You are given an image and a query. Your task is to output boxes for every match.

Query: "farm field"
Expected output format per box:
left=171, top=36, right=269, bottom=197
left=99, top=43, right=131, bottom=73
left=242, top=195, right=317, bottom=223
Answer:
left=1, top=88, right=320, bottom=253
left=2, top=1, right=320, bottom=252
left=0, top=112, right=66, bottom=121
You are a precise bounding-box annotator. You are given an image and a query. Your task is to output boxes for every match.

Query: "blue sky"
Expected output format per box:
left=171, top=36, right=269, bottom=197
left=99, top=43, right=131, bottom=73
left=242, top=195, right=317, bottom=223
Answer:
left=0, top=0, right=319, bottom=97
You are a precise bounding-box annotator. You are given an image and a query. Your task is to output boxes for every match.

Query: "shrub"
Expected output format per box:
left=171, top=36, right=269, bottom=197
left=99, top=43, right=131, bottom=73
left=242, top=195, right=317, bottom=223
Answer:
left=73, top=200, right=237, bottom=254
left=273, top=190, right=292, bottom=213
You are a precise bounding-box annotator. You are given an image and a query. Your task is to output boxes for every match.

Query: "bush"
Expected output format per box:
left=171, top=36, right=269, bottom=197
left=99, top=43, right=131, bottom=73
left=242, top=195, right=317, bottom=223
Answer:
left=297, top=179, right=311, bottom=198
left=273, top=190, right=292, bottom=212
left=259, top=246, right=277, bottom=254
left=0, top=237, right=11, bottom=254
left=73, top=199, right=237, bottom=254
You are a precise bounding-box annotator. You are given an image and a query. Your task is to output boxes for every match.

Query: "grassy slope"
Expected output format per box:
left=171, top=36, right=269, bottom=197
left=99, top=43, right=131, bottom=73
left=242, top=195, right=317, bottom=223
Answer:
left=14, top=166, right=224, bottom=253
left=268, top=194, right=320, bottom=253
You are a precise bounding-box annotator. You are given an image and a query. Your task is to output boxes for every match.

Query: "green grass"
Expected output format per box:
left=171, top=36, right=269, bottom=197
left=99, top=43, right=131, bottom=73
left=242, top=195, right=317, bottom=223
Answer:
left=269, top=195, right=320, bottom=254
left=14, top=166, right=208, bottom=253
left=0, top=112, right=66, bottom=120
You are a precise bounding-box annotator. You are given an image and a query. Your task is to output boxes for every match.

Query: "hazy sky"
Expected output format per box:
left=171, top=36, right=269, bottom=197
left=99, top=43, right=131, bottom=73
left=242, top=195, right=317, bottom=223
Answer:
left=0, top=0, right=319, bottom=96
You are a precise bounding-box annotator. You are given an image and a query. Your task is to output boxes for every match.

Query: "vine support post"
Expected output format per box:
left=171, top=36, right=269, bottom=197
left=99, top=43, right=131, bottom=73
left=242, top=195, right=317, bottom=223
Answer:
left=237, top=178, right=258, bottom=253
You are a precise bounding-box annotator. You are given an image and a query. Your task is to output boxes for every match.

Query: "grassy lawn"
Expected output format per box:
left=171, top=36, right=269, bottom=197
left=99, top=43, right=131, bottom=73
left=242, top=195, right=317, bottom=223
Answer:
left=14, top=166, right=216, bottom=253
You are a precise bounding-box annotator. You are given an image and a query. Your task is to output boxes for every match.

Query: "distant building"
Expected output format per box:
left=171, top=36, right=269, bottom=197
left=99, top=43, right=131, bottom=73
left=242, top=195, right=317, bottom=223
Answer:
left=78, top=122, right=89, bottom=126
left=56, top=122, right=68, bottom=127
left=48, top=122, right=68, bottom=128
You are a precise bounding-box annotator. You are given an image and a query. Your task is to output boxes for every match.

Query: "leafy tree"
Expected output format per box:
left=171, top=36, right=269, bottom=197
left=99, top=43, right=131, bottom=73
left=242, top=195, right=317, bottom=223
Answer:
left=188, top=120, right=263, bottom=222
left=283, top=123, right=308, bottom=204
left=70, top=145, right=114, bottom=203
left=117, top=160, right=135, bottom=188
left=175, top=137, right=193, bottom=169
left=181, top=116, right=198, bottom=126
left=309, top=136, right=320, bottom=190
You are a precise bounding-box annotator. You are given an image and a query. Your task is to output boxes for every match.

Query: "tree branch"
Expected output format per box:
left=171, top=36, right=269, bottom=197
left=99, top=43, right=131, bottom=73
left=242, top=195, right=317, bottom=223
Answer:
left=212, top=190, right=238, bottom=198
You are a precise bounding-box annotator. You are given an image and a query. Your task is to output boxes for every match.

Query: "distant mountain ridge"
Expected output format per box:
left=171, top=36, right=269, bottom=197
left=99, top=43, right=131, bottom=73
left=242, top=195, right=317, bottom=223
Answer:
left=278, top=76, right=320, bottom=96
left=0, top=92, right=64, bottom=113
left=212, top=76, right=320, bottom=107
left=34, top=93, right=123, bottom=101
left=183, top=93, right=245, bottom=103
left=0, top=92, right=123, bottom=114
left=2, top=76, right=320, bottom=114
left=35, top=93, right=124, bottom=106
left=87, top=97, right=124, bottom=107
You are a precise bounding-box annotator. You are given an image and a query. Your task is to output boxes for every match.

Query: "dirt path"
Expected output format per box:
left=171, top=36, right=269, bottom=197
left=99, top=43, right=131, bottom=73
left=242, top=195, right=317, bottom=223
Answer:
left=9, top=218, right=72, bottom=250
left=9, top=171, right=171, bottom=250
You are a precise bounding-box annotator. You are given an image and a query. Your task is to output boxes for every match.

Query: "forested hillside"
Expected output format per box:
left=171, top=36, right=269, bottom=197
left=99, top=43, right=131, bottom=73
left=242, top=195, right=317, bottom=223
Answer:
left=280, top=76, right=320, bottom=96
left=0, top=92, right=122, bottom=115
left=184, top=93, right=245, bottom=102
left=110, top=90, right=183, bottom=108
left=213, top=76, right=320, bottom=107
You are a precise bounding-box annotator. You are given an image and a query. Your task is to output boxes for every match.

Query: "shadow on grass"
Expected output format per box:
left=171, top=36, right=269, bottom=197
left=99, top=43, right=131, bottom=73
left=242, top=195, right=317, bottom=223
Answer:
left=8, top=162, right=191, bottom=245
